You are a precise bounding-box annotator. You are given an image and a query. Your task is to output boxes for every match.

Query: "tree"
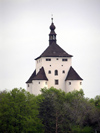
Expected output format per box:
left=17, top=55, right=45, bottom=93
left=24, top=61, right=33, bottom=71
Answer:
left=39, top=87, right=100, bottom=133
left=0, top=88, right=44, bottom=133
left=39, top=87, right=69, bottom=133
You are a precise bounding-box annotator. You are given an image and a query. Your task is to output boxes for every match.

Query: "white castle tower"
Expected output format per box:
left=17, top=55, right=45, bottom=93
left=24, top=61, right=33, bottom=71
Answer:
left=26, top=18, right=83, bottom=95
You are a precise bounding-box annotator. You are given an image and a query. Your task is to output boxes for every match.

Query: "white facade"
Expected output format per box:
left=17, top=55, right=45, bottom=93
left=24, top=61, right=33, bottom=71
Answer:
left=36, top=57, right=71, bottom=91
left=27, top=56, right=83, bottom=95
left=66, top=80, right=82, bottom=93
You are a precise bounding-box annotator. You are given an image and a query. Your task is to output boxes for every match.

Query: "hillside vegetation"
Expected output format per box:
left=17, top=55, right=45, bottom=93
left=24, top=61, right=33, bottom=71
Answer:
left=0, top=87, right=100, bottom=133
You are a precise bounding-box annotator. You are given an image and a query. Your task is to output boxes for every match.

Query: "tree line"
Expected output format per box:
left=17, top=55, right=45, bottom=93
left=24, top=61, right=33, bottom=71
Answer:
left=0, top=87, right=100, bottom=133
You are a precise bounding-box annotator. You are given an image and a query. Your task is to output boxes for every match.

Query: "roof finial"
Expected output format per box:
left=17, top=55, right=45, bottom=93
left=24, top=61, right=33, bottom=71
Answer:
left=51, top=14, right=53, bottom=23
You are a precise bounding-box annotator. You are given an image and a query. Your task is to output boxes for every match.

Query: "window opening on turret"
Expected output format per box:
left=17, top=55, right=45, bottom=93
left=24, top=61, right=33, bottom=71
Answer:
left=80, top=82, right=82, bottom=85
left=55, top=80, right=59, bottom=85
left=62, top=70, right=65, bottom=73
left=62, top=59, right=67, bottom=61
left=39, top=82, right=40, bottom=84
left=69, top=82, right=71, bottom=85
left=53, top=35, right=55, bottom=40
left=48, top=70, right=51, bottom=74
left=28, top=84, right=29, bottom=87
left=46, top=58, right=51, bottom=61
left=55, top=70, right=58, bottom=75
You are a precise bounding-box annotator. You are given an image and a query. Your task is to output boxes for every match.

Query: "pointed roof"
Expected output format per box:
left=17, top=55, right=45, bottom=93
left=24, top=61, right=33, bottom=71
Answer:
left=65, top=66, right=83, bottom=80
left=35, top=19, right=72, bottom=60
left=26, top=70, right=36, bottom=83
left=33, top=67, right=48, bottom=80
left=35, top=42, right=73, bottom=60
left=26, top=67, right=48, bottom=83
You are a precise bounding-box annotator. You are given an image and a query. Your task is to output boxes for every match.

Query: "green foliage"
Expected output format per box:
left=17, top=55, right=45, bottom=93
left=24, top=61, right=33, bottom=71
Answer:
left=39, top=87, right=100, bottom=132
left=72, top=125, right=94, bottom=133
left=0, top=87, right=100, bottom=133
left=40, top=87, right=68, bottom=133
left=0, top=88, right=44, bottom=133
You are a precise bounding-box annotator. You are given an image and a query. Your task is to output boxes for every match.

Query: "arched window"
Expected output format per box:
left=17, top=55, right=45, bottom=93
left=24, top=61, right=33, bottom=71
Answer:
left=55, top=70, right=58, bottom=75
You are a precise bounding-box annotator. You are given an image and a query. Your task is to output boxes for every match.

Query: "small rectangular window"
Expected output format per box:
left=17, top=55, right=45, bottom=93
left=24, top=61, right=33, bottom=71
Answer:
left=80, top=82, right=82, bottom=85
left=55, top=80, right=59, bottom=85
left=46, top=59, right=51, bottom=61
left=62, top=59, right=67, bottom=61
left=69, top=82, right=71, bottom=85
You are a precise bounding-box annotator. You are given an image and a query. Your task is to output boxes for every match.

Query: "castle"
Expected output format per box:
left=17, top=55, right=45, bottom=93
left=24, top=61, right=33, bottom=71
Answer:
left=26, top=18, right=83, bottom=95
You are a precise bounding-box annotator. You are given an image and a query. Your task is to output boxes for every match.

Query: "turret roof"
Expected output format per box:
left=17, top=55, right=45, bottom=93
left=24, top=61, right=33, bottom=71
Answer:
left=26, top=67, right=48, bottom=83
left=65, top=66, right=83, bottom=80
left=26, top=70, right=36, bottom=83
left=33, top=67, right=48, bottom=80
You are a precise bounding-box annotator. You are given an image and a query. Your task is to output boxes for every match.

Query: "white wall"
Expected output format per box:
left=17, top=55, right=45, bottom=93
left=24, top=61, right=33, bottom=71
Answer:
left=27, top=57, right=83, bottom=95
left=27, top=83, right=32, bottom=93
left=65, top=80, right=82, bottom=93
left=36, top=58, right=42, bottom=74
left=41, top=57, right=72, bottom=91
left=31, top=80, right=48, bottom=95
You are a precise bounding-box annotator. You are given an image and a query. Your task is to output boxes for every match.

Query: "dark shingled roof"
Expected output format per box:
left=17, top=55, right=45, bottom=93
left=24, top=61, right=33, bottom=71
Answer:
left=33, top=67, right=48, bottom=80
left=35, top=42, right=73, bottom=60
left=65, top=66, right=83, bottom=80
left=26, top=70, right=36, bottom=83
left=26, top=67, right=48, bottom=83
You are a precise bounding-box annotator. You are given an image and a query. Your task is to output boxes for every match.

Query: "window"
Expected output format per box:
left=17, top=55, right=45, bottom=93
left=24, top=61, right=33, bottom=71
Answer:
left=45, top=82, right=47, bottom=85
left=46, top=58, right=51, bottom=61
left=56, top=58, right=59, bottom=60
left=61, top=65, right=63, bottom=66
left=55, top=80, right=59, bottom=85
left=80, top=82, right=82, bottom=85
left=39, top=82, right=40, bottom=84
left=50, top=65, right=51, bottom=67
left=28, top=84, right=29, bottom=87
left=50, top=36, right=52, bottom=40
left=48, top=70, right=51, bottom=74
left=55, top=70, right=58, bottom=75
left=62, top=59, right=68, bottom=61
left=62, top=70, right=65, bottom=73
left=69, top=82, right=71, bottom=85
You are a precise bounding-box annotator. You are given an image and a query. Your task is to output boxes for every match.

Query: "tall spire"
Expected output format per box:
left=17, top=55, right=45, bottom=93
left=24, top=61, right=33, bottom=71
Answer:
left=49, top=17, right=57, bottom=45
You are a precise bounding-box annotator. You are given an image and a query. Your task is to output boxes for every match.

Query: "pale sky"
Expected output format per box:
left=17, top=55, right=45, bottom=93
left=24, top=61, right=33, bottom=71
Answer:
left=0, top=0, right=100, bottom=98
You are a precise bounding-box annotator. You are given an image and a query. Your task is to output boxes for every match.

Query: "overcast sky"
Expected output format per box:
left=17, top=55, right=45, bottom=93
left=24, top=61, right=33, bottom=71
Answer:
left=0, top=0, right=100, bottom=98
